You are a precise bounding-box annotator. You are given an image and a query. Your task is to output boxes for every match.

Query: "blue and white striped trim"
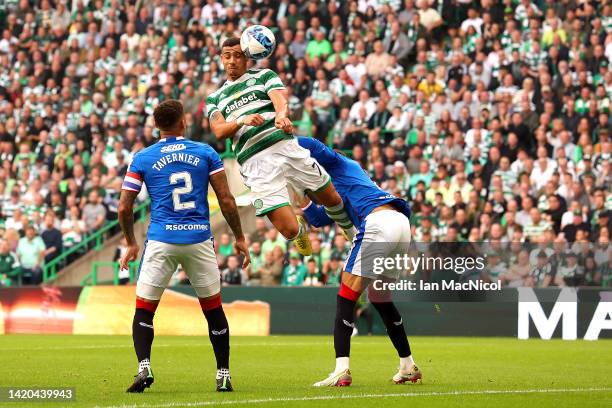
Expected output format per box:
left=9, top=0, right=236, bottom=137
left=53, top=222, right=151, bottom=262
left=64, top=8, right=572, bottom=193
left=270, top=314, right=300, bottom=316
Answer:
left=344, top=221, right=367, bottom=273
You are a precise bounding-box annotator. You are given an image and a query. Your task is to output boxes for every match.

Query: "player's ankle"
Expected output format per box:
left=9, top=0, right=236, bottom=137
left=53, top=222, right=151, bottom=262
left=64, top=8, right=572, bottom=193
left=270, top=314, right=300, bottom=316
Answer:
left=287, top=221, right=305, bottom=241
left=400, top=355, right=415, bottom=371
left=335, top=356, right=350, bottom=372
left=139, top=358, right=151, bottom=373
left=216, top=368, right=230, bottom=377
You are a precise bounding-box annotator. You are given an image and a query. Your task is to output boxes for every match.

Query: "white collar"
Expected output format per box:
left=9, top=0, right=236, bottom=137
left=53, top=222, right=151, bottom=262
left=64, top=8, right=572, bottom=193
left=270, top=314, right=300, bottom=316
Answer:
left=160, top=136, right=184, bottom=142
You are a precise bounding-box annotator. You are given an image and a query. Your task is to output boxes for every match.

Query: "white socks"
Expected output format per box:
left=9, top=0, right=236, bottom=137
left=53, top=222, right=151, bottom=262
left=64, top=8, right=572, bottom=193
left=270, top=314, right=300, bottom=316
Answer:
left=400, top=355, right=415, bottom=371
left=216, top=368, right=231, bottom=379
left=335, top=357, right=350, bottom=373
left=290, top=221, right=306, bottom=241
left=333, top=355, right=415, bottom=374
left=139, top=358, right=150, bottom=373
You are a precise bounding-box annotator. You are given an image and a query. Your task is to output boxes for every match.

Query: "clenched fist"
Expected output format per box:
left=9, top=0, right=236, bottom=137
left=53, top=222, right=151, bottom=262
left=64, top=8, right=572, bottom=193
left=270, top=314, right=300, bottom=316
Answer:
left=275, top=116, right=294, bottom=134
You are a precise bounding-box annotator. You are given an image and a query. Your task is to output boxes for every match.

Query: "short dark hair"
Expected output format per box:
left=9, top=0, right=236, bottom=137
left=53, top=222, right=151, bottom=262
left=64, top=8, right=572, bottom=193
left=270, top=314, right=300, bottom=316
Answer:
left=221, top=37, right=241, bottom=50
left=153, top=100, right=184, bottom=131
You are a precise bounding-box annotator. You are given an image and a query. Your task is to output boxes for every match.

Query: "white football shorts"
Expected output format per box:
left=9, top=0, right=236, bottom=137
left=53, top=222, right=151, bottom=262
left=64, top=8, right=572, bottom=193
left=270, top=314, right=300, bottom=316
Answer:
left=240, top=138, right=331, bottom=216
left=136, top=239, right=221, bottom=300
left=344, top=210, right=412, bottom=280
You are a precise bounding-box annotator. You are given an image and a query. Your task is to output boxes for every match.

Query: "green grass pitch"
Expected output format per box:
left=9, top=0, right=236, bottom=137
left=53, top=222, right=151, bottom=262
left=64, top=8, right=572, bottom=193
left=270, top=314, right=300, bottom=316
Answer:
left=0, top=335, right=610, bottom=407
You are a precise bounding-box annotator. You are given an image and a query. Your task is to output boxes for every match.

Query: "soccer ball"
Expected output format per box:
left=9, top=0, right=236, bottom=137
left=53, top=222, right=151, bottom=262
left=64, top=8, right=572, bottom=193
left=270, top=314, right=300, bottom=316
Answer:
left=240, top=25, right=276, bottom=60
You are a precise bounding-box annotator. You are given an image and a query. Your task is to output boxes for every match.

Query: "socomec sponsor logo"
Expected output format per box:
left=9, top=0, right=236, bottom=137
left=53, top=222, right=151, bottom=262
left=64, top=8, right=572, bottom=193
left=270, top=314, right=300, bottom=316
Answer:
left=165, top=224, right=209, bottom=231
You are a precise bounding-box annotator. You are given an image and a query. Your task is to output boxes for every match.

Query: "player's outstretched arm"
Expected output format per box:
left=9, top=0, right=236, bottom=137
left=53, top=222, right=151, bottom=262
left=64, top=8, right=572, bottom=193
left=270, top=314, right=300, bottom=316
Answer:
left=209, top=170, right=251, bottom=268
left=300, top=196, right=335, bottom=228
left=118, top=189, right=140, bottom=270
left=210, top=111, right=265, bottom=141
left=269, top=89, right=293, bottom=134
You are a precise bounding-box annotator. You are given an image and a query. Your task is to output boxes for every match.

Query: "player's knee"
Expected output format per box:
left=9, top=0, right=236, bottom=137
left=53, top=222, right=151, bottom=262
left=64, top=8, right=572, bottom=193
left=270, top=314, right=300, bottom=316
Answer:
left=136, top=282, right=164, bottom=303
left=199, top=294, right=222, bottom=312
left=339, top=282, right=361, bottom=302
left=314, top=186, right=341, bottom=207
left=195, top=280, right=221, bottom=305
left=135, top=298, right=159, bottom=314
left=372, top=301, right=402, bottom=324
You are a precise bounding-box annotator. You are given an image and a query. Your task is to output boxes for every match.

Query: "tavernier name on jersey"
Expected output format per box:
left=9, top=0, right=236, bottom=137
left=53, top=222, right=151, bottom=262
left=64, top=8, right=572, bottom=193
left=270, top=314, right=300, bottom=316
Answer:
left=122, top=137, right=224, bottom=245
left=151, top=144, right=201, bottom=171
left=205, top=68, right=293, bottom=165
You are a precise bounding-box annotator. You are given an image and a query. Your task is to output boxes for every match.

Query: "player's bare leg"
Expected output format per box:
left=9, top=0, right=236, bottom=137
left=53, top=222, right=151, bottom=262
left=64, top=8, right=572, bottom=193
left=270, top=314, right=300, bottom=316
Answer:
left=127, top=296, right=158, bottom=393
left=309, top=183, right=357, bottom=241
left=266, top=205, right=312, bottom=255
left=198, top=292, right=233, bottom=392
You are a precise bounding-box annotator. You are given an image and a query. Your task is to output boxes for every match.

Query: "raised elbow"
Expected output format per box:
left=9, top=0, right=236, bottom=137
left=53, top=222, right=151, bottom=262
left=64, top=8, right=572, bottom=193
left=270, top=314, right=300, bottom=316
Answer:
left=220, top=196, right=236, bottom=210
left=117, top=202, right=132, bottom=217
left=210, top=125, right=226, bottom=141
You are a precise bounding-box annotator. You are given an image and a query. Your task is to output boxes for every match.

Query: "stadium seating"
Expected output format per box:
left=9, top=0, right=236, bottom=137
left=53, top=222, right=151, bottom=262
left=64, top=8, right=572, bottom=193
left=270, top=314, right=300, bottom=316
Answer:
left=0, top=0, right=610, bottom=288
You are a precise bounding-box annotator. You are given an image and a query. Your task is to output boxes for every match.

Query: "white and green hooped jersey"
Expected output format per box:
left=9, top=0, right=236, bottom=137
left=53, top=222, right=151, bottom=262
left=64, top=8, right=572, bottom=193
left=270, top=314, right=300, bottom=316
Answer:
left=206, top=69, right=292, bottom=165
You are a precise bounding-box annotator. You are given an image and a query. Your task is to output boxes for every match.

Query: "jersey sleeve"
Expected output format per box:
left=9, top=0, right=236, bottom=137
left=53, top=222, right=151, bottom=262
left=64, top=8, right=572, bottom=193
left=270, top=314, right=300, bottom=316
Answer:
left=205, top=94, right=220, bottom=119
left=122, top=153, right=144, bottom=192
left=207, top=146, right=224, bottom=176
left=302, top=200, right=334, bottom=228
left=263, top=69, right=286, bottom=93
left=297, top=136, right=339, bottom=169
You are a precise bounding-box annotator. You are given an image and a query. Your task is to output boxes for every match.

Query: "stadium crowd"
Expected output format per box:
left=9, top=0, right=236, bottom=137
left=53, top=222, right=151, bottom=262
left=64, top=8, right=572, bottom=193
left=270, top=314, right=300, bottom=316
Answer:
left=0, top=0, right=610, bottom=288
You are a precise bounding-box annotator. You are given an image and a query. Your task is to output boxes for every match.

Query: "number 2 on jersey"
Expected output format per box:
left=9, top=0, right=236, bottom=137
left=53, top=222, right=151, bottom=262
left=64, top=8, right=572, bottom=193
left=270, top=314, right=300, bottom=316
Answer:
left=170, top=172, right=196, bottom=211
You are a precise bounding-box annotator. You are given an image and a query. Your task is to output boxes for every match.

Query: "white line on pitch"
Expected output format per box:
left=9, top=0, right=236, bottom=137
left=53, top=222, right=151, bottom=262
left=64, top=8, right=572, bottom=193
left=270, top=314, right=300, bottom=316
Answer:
left=0, top=342, right=334, bottom=351
left=3, top=340, right=484, bottom=352
left=96, top=387, right=612, bottom=408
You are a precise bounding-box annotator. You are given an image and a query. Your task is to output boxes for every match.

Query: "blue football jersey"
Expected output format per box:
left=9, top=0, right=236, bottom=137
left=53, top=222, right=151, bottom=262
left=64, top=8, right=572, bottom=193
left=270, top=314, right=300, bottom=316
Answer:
left=122, top=136, right=224, bottom=244
left=297, top=137, right=411, bottom=226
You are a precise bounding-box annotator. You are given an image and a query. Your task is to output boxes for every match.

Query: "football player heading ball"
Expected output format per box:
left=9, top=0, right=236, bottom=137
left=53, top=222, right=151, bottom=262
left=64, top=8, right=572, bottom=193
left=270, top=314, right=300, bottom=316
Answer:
left=206, top=34, right=356, bottom=256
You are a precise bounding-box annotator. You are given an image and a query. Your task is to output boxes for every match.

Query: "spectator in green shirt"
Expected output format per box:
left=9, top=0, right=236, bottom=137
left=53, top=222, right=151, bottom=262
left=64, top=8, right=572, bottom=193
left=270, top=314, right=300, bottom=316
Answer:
left=409, top=160, right=434, bottom=198
left=312, top=79, right=334, bottom=138
left=324, top=39, right=349, bottom=71
left=217, top=233, right=234, bottom=257
left=325, top=254, right=343, bottom=286
left=0, top=239, right=20, bottom=286
left=261, top=228, right=287, bottom=255
left=304, top=238, right=330, bottom=272
left=303, top=258, right=323, bottom=286
left=305, top=30, right=332, bottom=61
left=80, top=89, right=94, bottom=116
left=246, top=241, right=265, bottom=285
left=16, top=225, right=46, bottom=285
left=282, top=252, right=306, bottom=286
